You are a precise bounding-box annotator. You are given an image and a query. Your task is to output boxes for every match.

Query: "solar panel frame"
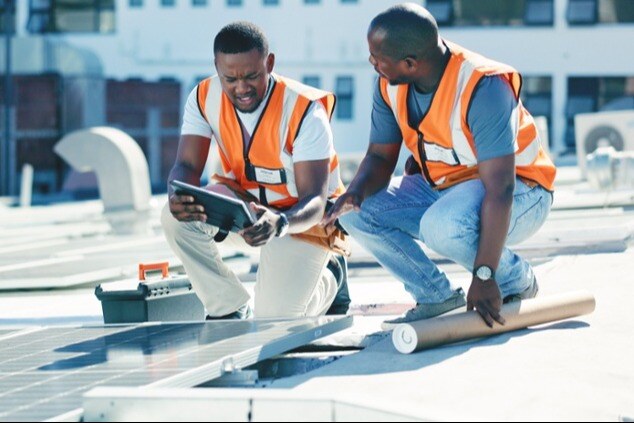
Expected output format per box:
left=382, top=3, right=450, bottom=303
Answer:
left=0, top=316, right=353, bottom=421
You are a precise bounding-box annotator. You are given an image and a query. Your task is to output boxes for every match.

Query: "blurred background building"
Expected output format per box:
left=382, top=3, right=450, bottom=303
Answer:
left=0, top=0, right=633, bottom=201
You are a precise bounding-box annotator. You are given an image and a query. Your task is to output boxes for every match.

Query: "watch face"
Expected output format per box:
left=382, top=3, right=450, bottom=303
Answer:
left=476, top=266, right=492, bottom=280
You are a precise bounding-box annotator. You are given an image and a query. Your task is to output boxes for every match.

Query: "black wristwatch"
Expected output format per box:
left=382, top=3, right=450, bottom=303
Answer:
left=275, top=212, right=289, bottom=238
left=473, top=265, right=495, bottom=281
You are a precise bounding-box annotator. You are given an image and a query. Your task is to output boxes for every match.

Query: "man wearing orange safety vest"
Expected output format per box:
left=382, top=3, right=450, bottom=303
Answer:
left=323, top=3, right=556, bottom=329
left=162, top=22, right=349, bottom=320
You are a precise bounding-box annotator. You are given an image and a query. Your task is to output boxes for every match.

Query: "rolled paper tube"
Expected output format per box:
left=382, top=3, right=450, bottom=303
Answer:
left=392, top=290, right=596, bottom=354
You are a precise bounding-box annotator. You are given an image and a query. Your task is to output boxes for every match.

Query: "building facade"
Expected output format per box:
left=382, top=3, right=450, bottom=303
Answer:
left=2, top=0, right=634, bottom=196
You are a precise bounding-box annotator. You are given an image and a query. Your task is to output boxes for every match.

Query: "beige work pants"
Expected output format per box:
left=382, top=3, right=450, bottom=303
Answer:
left=161, top=204, right=337, bottom=318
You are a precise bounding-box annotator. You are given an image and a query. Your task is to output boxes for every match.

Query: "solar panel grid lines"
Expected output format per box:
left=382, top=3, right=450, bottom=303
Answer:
left=0, top=327, right=142, bottom=409
left=0, top=370, right=184, bottom=421
left=0, top=316, right=353, bottom=421
left=0, top=324, right=201, bottom=420
left=0, top=327, right=132, bottom=370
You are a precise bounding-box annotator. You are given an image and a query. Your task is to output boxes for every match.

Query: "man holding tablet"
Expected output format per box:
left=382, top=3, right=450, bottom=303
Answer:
left=161, top=22, right=349, bottom=320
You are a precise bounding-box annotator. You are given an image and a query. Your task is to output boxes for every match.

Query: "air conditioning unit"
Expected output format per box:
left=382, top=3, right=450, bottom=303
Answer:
left=575, top=110, right=634, bottom=178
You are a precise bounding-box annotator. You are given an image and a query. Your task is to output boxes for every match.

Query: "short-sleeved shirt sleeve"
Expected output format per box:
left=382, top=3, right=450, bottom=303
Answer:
left=369, top=80, right=403, bottom=144
left=181, top=86, right=213, bottom=139
left=292, top=101, right=334, bottom=163
left=468, top=75, right=519, bottom=162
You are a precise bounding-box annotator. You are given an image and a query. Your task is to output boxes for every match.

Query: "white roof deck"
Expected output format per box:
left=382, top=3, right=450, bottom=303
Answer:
left=0, top=166, right=633, bottom=420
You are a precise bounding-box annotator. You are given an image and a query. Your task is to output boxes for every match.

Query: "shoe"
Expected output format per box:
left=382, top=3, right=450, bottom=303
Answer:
left=206, top=304, right=252, bottom=320
left=325, top=254, right=351, bottom=315
left=503, top=276, right=539, bottom=304
left=381, top=288, right=466, bottom=331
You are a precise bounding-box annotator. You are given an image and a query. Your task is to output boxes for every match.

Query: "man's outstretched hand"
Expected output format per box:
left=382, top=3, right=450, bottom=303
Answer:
left=320, top=191, right=363, bottom=230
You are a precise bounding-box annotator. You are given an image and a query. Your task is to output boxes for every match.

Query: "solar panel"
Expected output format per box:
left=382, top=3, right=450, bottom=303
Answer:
left=0, top=316, right=352, bottom=421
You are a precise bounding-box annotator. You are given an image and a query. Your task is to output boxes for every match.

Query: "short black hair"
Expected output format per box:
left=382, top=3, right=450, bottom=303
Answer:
left=213, top=22, right=269, bottom=56
left=369, top=3, right=438, bottom=60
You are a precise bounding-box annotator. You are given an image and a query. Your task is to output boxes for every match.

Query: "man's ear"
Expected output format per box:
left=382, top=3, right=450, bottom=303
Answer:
left=266, top=53, right=275, bottom=73
left=403, top=56, right=418, bottom=70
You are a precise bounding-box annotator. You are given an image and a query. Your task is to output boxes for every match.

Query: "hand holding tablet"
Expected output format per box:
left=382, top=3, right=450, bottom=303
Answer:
left=170, top=180, right=257, bottom=241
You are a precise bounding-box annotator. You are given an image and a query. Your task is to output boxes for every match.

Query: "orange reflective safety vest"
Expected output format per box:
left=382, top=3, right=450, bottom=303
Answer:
left=379, top=40, right=556, bottom=191
left=196, top=73, right=345, bottom=209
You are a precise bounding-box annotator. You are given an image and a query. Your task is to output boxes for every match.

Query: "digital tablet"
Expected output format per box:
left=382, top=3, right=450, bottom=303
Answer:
left=170, top=180, right=256, bottom=232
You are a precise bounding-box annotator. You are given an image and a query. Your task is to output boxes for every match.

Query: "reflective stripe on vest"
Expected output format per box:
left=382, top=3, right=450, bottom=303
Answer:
left=197, top=73, right=345, bottom=208
left=380, top=40, right=555, bottom=191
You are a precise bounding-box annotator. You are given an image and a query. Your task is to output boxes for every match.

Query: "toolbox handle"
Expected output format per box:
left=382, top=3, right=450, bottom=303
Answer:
left=138, top=262, right=169, bottom=281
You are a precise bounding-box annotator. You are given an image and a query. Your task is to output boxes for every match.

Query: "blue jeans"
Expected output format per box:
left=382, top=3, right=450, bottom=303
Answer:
left=339, top=175, right=552, bottom=304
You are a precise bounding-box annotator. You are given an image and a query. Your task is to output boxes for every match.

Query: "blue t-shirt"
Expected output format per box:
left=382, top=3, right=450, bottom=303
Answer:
left=370, top=75, right=519, bottom=162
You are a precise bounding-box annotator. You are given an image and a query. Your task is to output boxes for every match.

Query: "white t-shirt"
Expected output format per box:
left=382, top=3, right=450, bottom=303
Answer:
left=181, top=78, right=334, bottom=163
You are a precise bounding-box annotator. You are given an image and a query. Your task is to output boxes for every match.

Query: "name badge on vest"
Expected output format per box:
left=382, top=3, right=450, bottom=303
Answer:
left=424, top=142, right=460, bottom=166
left=246, top=162, right=287, bottom=185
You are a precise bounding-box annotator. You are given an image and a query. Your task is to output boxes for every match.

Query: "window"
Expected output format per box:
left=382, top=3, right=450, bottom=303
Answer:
left=28, top=0, right=50, bottom=33
left=521, top=76, right=553, bottom=146
left=0, top=0, right=16, bottom=34
left=566, top=96, right=596, bottom=117
left=192, top=0, right=207, bottom=6
left=596, top=0, right=634, bottom=24
left=565, top=77, right=599, bottom=149
left=567, top=0, right=598, bottom=25
left=227, top=0, right=241, bottom=5
left=564, top=95, right=596, bottom=149
left=524, top=0, right=553, bottom=25
left=521, top=77, right=552, bottom=117
left=340, top=0, right=358, bottom=3
left=129, top=0, right=143, bottom=7
left=336, top=76, right=354, bottom=120
left=263, top=0, right=279, bottom=5
left=304, top=0, right=320, bottom=4
left=27, top=0, right=115, bottom=33
left=27, top=13, right=49, bottom=33
left=524, top=94, right=552, bottom=118
left=1, top=0, right=16, bottom=34
left=426, top=0, right=454, bottom=26
left=433, top=0, right=561, bottom=26
left=161, top=0, right=175, bottom=6
left=601, top=77, right=634, bottom=110
left=302, top=76, right=321, bottom=89
left=566, top=77, right=598, bottom=117
left=448, top=0, right=525, bottom=26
